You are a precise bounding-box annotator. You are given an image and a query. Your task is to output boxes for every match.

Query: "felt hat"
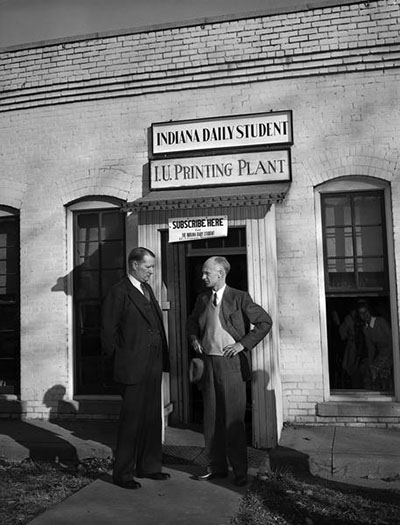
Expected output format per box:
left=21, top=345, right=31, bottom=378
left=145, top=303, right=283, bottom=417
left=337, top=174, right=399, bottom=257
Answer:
left=189, top=357, right=204, bottom=384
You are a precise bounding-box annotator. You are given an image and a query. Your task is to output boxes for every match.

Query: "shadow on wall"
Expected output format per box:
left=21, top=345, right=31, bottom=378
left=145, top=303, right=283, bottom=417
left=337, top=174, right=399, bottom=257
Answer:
left=43, top=384, right=71, bottom=420
left=51, top=276, right=68, bottom=293
left=251, top=369, right=278, bottom=449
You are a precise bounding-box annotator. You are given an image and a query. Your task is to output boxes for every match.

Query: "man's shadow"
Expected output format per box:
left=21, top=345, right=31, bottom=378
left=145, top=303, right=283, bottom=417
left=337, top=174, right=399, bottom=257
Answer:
left=44, top=384, right=117, bottom=452
left=49, top=238, right=120, bottom=453
left=0, top=389, right=79, bottom=463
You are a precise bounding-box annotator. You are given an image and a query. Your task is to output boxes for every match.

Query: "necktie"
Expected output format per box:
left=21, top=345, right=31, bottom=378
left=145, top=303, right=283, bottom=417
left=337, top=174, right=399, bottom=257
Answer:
left=141, top=283, right=150, bottom=302
left=213, top=292, right=218, bottom=307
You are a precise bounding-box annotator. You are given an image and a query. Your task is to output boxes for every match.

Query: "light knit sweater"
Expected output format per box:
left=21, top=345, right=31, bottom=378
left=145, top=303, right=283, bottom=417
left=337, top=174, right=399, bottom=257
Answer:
left=200, top=299, right=235, bottom=356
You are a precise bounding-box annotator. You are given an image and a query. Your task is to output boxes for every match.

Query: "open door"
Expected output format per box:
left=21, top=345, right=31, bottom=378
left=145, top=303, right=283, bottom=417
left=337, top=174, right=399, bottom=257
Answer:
left=164, top=227, right=252, bottom=440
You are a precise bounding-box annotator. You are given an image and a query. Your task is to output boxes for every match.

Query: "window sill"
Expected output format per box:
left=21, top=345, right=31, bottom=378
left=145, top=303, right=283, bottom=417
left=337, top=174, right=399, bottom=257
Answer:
left=317, top=400, right=400, bottom=418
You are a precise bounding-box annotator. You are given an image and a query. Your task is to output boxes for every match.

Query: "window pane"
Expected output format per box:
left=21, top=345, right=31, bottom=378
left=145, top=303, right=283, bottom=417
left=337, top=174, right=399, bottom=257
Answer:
left=77, top=214, right=99, bottom=241
left=225, top=228, right=241, bottom=247
left=0, top=222, right=18, bottom=246
left=81, top=357, right=102, bottom=384
left=0, top=274, right=18, bottom=295
left=206, top=237, right=223, bottom=249
left=325, top=227, right=353, bottom=258
left=74, top=270, right=100, bottom=299
left=0, top=332, right=18, bottom=357
left=78, top=303, right=100, bottom=329
left=0, top=248, right=18, bottom=268
left=356, top=226, right=383, bottom=257
left=101, top=212, right=123, bottom=240
left=357, top=257, right=384, bottom=273
left=101, top=269, right=125, bottom=297
left=327, top=257, right=354, bottom=273
left=80, top=333, right=101, bottom=357
left=101, top=241, right=125, bottom=268
left=0, top=304, right=18, bottom=330
left=190, top=239, right=206, bottom=249
left=354, top=195, right=381, bottom=225
left=327, top=272, right=356, bottom=289
left=323, top=196, right=351, bottom=227
left=327, top=257, right=355, bottom=288
left=0, top=359, right=17, bottom=380
left=357, top=257, right=385, bottom=288
left=76, top=241, right=99, bottom=269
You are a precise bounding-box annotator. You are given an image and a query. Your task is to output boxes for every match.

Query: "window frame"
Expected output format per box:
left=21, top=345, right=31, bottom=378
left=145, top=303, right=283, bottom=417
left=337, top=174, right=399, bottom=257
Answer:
left=66, top=198, right=126, bottom=397
left=315, top=178, right=399, bottom=402
left=0, top=206, right=20, bottom=395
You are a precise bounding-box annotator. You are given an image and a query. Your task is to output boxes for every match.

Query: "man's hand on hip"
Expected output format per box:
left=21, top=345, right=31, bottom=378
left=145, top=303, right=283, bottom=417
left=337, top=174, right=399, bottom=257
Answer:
left=223, top=342, right=244, bottom=358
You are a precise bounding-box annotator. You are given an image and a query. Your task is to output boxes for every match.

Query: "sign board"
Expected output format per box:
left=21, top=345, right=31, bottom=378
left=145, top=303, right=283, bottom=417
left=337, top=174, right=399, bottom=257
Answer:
left=150, top=150, right=290, bottom=190
left=152, top=111, right=292, bottom=155
left=168, top=215, right=228, bottom=243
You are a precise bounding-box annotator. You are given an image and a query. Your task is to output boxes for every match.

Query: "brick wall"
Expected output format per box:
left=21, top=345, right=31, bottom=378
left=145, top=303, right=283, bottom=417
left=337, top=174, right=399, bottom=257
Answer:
left=0, top=1, right=399, bottom=424
left=0, top=1, right=399, bottom=111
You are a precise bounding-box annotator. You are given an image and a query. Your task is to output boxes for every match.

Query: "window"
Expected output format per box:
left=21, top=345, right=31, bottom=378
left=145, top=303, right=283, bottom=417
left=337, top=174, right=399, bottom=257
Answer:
left=0, top=209, right=20, bottom=394
left=321, top=190, right=393, bottom=392
left=73, top=207, right=125, bottom=394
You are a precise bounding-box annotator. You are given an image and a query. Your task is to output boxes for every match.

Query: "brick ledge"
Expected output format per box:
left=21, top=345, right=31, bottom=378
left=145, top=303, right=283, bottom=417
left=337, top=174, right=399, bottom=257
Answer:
left=317, top=401, right=400, bottom=418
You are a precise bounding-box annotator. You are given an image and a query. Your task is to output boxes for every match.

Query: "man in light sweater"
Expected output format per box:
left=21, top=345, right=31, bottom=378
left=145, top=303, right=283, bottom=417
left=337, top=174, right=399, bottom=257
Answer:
left=187, top=256, right=272, bottom=487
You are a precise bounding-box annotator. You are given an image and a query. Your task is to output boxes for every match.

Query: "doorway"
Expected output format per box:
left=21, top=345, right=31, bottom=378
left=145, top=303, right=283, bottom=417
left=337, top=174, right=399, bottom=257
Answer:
left=164, top=227, right=252, bottom=440
left=186, top=251, right=249, bottom=430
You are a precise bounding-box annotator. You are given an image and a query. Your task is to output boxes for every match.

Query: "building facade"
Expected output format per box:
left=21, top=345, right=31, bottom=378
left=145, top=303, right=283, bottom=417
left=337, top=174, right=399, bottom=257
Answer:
left=1, top=0, right=399, bottom=447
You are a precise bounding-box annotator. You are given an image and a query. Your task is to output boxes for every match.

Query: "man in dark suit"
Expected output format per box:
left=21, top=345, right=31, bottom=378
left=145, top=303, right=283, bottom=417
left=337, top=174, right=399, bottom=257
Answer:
left=187, top=256, right=272, bottom=487
left=101, top=247, right=170, bottom=489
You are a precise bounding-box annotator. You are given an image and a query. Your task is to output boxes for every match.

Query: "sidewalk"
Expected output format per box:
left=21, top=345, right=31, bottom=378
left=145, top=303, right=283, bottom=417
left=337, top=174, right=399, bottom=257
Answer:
left=27, top=467, right=245, bottom=525
left=1, top=419, right=400, bottom=523
left=271, top=425, right=400, bottom=490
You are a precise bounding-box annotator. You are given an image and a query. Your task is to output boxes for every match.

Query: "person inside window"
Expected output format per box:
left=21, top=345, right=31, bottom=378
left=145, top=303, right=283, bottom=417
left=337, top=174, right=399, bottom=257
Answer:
left=357, top=300, right=393, bottom=392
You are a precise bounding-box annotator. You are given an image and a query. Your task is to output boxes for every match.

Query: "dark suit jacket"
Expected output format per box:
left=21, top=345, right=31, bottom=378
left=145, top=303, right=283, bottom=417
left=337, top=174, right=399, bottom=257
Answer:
left=101, top=276, right=169, bottom=384
left=187, top=286, right=272, bottom=381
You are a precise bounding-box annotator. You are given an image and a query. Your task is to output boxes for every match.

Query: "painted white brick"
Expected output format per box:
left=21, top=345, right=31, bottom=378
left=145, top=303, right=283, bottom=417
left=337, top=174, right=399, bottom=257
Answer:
left=0, top=0, right=399, bottom=424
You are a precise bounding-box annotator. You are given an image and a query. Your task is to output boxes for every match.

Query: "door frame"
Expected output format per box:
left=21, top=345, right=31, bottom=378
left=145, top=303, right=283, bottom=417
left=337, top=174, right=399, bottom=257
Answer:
left=136, top=203, right=282, bottom=448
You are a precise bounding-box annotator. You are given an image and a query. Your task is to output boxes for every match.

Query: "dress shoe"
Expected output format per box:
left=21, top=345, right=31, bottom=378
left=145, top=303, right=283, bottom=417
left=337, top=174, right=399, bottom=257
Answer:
left=234, top=475, right=248, bottom=487
left=137, top=472, right=171, bottom=480
left=113, top=478, right=141, bottom=489
left=196, top=470, right=228, bottom=481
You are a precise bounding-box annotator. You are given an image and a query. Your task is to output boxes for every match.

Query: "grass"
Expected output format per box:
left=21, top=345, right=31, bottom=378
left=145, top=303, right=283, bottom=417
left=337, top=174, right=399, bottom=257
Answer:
left=0, top=457, right=112, bottom=525
left=231, top=470, right=400, bottom=525
left=1, top=457, right=400, bottom=525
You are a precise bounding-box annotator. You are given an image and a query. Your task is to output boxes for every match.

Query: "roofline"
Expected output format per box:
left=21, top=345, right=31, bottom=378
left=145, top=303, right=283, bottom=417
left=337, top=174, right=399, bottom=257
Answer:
left=0, top=0, right=365, bottom=53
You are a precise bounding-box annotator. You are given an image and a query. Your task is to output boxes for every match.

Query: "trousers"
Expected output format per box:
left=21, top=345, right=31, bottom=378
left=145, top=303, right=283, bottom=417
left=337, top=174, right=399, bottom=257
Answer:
left=202, top=354, right=248, bottom=477
left=113, top=339, right=163, bottom=482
